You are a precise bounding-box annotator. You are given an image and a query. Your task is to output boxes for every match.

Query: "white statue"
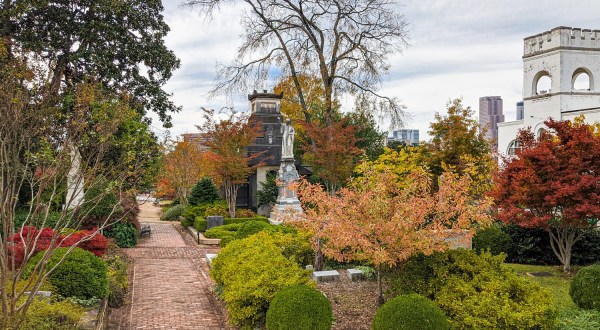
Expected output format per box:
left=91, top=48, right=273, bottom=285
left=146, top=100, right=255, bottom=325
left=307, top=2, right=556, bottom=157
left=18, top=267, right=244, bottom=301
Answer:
left=281, top=118, right=295, bottom=158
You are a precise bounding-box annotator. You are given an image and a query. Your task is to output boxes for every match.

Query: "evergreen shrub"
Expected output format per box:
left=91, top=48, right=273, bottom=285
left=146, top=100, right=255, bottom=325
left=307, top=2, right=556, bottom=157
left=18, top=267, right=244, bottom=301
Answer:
left=188, top=177, right=220, bottom=205
left=24, top=247, right=109, bottom=300
left=372, top=294, right=448, bottom=330
left=210, top=232, right=313, bottom=328
left=570, top=263, right=600, bottom=311
left=387, top=249, right=556, bottom=329
left=266, top=285, right=332, bottom=330
left=104, top=222, right=137, bottom=248
left=160, top=204, right=185, bottom=220
left=472, top=225, right=514, bottom=256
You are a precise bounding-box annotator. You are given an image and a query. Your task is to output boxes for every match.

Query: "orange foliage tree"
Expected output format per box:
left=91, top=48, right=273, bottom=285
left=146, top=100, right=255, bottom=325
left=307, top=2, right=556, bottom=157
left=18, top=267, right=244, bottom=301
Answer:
left=199, top=109, right=264, bottom=218
left=286, top=165, right=492, bottom=305
left=158, top=140, right=206, bottom=204
left=302, top=119, right=362, bottom=193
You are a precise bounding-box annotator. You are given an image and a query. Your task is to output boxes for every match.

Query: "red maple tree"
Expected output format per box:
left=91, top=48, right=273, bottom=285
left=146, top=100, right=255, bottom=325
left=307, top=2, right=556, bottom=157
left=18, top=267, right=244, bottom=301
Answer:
left=491, top=119, right=600, bottom=272
left=302, top=119, right=362, bottom=193
left=199, top=109, right=264, bottom=218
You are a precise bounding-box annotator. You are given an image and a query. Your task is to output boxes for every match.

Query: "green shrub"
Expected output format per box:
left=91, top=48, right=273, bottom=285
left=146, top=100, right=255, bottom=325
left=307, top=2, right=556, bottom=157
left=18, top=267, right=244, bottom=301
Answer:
left=235, top=208, right=257, bottom=218
left=570, top=264, right=600, bottom=311
left=205, top=224, right=240, bottom=245
left=204, top=203, right=229, bottom=217
left=387, top=249, right=556, bottom=329
left=19, top=298, right=84, bottom=330
left=188, top=177, right=221, bottom=205
left=24, top=247, right=109, bottom=300
left=266, top=285, right=332, bottom=330
left=105, top=221, right=137, bottom=248
left=257, top=171, right=278, bottom=207
left=372, top=294, right=448, bottom=330
left=182, top=204, right=208, bottom=222
left=180, top=217, right=193, bottom=228
left=472, top=225, right=514, bottom=256
left=80, top=178, right=123, bottom=219
left=194, top=217, right=207, bottom=232
left=210, top=231, right=313, bottom=328
left=194, top=216, right=270, bottom=233
left=236, top=220, right=272, bottom=239
left=160, top=204, right=185, bottom=220
left=105, top=253, right=130, bottom=308
left=224, top=216, right=269, bottom=225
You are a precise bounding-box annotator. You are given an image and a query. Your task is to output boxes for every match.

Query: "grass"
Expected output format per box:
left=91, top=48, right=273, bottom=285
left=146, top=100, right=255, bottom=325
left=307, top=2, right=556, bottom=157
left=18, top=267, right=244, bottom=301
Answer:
left=505, top=263, right=600, bottom=329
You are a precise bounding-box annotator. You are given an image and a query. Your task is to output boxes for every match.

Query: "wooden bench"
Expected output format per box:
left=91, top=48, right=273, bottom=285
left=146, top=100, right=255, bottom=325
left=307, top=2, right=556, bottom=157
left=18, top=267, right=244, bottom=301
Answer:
left=140, top=224, right=151, bottom=237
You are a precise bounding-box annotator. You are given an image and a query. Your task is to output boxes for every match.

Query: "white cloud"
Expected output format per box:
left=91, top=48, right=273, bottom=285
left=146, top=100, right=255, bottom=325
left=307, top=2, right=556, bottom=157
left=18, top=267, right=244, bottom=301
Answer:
left=156, top=0, right=600, bottom=141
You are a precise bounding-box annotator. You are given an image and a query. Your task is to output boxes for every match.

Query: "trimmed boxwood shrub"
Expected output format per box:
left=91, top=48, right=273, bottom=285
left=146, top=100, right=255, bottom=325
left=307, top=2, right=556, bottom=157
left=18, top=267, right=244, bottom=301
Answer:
left=372, top=293, right=448, bottom=330
left=266, top=285, right=332, bottom=330
left=194, top=216, right=269, bottom=233
left=160, top=204, right=185, bottom=221
left=386, top=249, right=556, bottom=329
left=24, top=247, right=109, bottom=300
left=472, top=225, right=514, bottom=256
left=570, top=264, right=600, bottom=311
left=210, top=231, right=313, bottom=328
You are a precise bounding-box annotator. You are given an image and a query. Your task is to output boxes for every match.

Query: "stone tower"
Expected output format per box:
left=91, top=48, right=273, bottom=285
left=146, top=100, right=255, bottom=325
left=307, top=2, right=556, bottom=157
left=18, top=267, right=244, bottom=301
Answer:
left=498, top=27, right=600, bottom=156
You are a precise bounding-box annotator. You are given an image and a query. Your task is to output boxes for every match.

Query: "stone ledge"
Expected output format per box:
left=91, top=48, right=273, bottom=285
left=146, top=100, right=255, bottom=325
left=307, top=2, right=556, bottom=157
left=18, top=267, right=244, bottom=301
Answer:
left=186, top=226, right=220, bottom=245
left=312, top=270, right=340, bottom=283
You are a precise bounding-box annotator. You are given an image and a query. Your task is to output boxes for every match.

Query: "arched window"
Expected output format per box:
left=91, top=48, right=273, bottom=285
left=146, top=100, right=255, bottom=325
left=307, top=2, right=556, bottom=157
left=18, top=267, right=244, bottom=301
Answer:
left=572, top=68, right=593, bottom=91
left=507, top=140, right=521, bottom=156
left=535, top=73, right=552, bottom=95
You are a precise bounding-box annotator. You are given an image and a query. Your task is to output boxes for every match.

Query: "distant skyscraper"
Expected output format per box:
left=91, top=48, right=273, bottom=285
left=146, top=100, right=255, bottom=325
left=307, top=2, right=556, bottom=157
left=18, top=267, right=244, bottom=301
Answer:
left=516, top=101, right=524, bottom=120
left=388, top=129, right=420, bottom=146
left=479, top=96, right=504, bottom=144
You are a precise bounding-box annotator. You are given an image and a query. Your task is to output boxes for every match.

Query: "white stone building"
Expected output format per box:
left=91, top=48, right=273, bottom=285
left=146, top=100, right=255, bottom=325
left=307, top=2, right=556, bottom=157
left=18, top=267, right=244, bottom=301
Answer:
left=498, top=27, right=600, bottom=157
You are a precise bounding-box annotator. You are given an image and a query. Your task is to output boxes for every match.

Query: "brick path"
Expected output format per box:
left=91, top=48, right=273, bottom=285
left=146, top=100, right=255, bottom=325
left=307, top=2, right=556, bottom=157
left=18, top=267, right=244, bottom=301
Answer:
left=111, top=202, right=227, bottom=329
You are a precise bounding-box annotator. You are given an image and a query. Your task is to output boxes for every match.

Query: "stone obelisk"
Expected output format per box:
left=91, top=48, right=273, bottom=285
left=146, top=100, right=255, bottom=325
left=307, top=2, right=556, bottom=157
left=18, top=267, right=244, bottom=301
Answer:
left=270, top=119, right=303, bottom=224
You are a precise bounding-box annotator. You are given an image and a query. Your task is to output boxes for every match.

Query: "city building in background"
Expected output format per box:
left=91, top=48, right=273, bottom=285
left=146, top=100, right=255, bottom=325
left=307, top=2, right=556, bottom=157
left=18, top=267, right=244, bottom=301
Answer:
left=516, top=101, right=524, bottom=120
left=387, top=129, right=420, bottom=146
left=479, top=96, right=504, bottom=145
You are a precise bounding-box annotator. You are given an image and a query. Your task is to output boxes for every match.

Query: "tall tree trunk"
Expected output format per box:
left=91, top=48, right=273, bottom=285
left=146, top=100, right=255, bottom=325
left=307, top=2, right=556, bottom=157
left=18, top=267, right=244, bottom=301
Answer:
left=548, top=228, right=579, bottom=273
left=377, top=267, right=384, bottom=306
left=224, top=180, right=237, bottom=218
left=314, top=237, right=324, bottom=271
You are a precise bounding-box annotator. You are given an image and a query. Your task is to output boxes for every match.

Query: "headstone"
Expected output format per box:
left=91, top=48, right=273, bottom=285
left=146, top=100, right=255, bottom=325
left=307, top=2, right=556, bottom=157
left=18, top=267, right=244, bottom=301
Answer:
left=347, top=269, right=365, bottom=281
left=305, top=265, right=314, bottom=271
left=206, top=216, right=223, bottom=230
left=312, top=270, right=340, bottom=283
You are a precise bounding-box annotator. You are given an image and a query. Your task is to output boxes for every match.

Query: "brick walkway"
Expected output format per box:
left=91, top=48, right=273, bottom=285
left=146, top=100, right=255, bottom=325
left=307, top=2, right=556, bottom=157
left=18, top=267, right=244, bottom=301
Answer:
left=111, top=203, right=227, bottom=329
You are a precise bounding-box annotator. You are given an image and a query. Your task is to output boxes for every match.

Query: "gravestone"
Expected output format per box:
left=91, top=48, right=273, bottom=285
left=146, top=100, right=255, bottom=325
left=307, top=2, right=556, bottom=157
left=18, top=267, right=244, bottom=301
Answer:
left=206, top=216, right=223, bottom=230
left=347, top=268, right=365, bottom=281
left=312, top=270, right=340, bottom=283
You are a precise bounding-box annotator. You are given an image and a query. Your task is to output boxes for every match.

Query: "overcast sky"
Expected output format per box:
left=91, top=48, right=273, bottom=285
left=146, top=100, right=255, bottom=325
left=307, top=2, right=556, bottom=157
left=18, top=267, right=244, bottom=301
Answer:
left=151, top=0, right=600, bottom=140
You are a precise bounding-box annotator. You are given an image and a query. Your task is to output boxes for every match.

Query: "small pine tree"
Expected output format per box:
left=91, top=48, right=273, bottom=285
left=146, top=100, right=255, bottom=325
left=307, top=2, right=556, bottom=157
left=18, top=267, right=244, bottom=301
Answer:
left=188, top=177, right=220, bottom=206
left=257, top=172, right=278, bottom=207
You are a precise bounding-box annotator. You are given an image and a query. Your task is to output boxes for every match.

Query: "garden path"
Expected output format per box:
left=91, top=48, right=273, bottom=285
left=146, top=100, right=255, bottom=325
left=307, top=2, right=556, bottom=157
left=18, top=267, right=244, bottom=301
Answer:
left=110, top=202, right=228, bottom=329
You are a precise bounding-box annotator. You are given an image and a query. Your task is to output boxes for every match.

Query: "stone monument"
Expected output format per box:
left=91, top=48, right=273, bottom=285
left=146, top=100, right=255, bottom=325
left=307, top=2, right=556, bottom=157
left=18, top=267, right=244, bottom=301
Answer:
left=270, top=119, right=303, bottom=224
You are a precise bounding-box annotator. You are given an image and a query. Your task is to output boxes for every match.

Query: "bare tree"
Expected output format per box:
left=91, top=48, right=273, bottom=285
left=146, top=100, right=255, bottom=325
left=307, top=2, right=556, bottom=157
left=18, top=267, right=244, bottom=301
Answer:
left=185, top=0, right=409, bottom=128
left=0, top=45, right=144, bottom=329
